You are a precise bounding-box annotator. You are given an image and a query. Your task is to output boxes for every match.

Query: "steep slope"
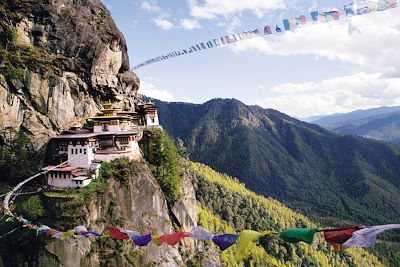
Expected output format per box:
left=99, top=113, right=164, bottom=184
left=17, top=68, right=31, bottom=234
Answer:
left=156, top=98, right=400, bottom=227
left=328, top=111, right=400, bottom=144
left=311, top=106, right=400, bottom=127
left=0, top=0, right=139, bottom=148
left=189, top=161, right=384, bottom=267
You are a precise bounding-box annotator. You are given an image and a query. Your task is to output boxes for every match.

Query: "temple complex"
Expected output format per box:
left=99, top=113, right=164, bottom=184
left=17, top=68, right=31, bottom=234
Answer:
left=43, top=102, right=159, bottom=188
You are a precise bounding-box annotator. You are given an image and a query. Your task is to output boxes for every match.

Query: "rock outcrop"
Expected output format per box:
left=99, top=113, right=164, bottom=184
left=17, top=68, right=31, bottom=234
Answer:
left=37, top=162, right=200, bottom=267
left=0, top=0, right=139, bottom=148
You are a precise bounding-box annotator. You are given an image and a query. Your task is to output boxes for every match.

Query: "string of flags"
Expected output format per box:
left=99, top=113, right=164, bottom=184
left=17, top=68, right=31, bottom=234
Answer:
left=131, top=0, right=399, bottom=70
left=3, top=213, right=400, bottom=260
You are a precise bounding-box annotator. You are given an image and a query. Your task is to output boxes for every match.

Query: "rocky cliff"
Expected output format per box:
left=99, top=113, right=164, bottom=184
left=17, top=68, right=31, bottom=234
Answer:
left=0, top=0, right=139, bottom=148
left=36, top=162, right=202, bottom=267
left=0, top=1, right=219, bottom=266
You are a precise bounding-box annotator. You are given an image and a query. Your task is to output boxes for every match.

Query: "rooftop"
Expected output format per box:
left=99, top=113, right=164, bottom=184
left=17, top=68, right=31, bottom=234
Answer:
left=51, top=129, right=141, bottom=139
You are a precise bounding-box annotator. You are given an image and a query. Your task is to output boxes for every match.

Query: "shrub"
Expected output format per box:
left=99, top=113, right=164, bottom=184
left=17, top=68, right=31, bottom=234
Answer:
left=145, top=128, right=182, bottom=204
left=21, top=195, right=45, bottom=220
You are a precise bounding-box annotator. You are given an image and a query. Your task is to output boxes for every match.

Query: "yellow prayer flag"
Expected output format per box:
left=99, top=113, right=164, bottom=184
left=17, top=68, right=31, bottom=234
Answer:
left=234, top=230, right=276, bottom=260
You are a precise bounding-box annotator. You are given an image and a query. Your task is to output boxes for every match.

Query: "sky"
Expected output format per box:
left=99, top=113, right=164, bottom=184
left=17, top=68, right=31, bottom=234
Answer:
left=101, top=0, right=400, bottom=119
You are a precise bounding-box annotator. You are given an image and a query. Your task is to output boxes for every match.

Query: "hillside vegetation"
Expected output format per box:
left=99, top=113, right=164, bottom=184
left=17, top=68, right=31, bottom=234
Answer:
left=157, top=99, right=400, bottom=227
left=189, top=161, right=383, bottom=266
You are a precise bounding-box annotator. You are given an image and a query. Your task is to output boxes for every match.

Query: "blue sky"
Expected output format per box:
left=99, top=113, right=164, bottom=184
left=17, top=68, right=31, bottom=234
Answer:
left=102, top=0, right=400, bottom=118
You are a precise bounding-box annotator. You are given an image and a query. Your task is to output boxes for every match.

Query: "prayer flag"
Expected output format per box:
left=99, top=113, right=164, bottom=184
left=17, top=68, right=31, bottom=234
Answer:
left=388, top=0, right=398, bottom=8
left=154, top=232, right=188, bottom=246
left=357, top=3, right=369, bottom=15
left=331, top=10, right=341, bottom=20
left=107, top=227, right=129, bottom=240
left=289, top=18, right=296, bottom=29
left=318, top=12, right=326, bottom=22
left=279, top=228, right=317, bottom=244
left=344, top=3, right=355, bottom=16
left=264, top=26, right=273, bottom=35
left=310, top=11, right=319, bottom=22
left=377, top=0, right=389, bottom=10
left=133, top=234, right=152, bottom=246
left=295, top=17, right=301, bottom=28
left=84, top=231, right=101, bottom=237
left=300, top=15, right=307, bottom=25
left=38, top=226, right=51, bottom=235
left=212, top=234, right=238, bottom=250
left=275, top=25, right=282, bottom=33
left=60, top=230, right=75, bottom=241
left=188, top=226, right=213, bottom=240
left=368, top=1, right=378, bottom=12
left=46, top=230, right=60, bottom=237
left=235, top=230, right=275, bottom=260
left=52, top=232, right=62, bottom=239
left=323, top=227, right=362, bottom=251
left=120, top=229, right=140, bottom=239
left=206, top=41, right=213, bottom=48
left=343, top=224, right=400, bottom=248
left=283, top=19, right=290, bottom=31
left=74, top=225, right=88, bottom=234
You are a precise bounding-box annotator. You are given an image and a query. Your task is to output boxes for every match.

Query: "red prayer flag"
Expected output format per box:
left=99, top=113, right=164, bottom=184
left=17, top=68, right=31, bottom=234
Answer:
left=323, top=227, right=362, bottom=251
left=154, top=232, right=188, bottom=246
left=45, top=230, right=60, bottom=236
left=107, top=227, right=129, bottom=240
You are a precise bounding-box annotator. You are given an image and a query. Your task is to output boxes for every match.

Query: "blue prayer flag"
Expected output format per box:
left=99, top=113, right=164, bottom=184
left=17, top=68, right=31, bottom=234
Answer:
left=344, top=3, right=355, bottom=16
left=275, top=25, right=282, bottom=33
left=133, top=234, right=152, bottom=246
left=283, top=19, right=290, bottom=31
left=310, top=11, right=319, bottom=22
left=212, top=234, right=238, bottom=250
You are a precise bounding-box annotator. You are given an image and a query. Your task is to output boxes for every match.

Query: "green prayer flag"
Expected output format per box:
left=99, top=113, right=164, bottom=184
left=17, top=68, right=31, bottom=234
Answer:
left=279, top=228, right=317, bottom=244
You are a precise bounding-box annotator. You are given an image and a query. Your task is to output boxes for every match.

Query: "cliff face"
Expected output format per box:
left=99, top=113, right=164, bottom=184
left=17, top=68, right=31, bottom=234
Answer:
left=37, top=162, right=202, bottom=267
left=0, top=0, right=139, bottom=148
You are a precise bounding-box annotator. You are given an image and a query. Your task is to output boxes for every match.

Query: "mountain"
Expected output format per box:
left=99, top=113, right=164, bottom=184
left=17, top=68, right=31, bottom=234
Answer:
left=156, top=98, right=400, bottom=227
left=325, top=111, right=400, bottom=144
left=310, top=106, right=400, bottom=127
left=189, top=161, right=387, bottom=266
left=0, top=0, right=139, bottom=148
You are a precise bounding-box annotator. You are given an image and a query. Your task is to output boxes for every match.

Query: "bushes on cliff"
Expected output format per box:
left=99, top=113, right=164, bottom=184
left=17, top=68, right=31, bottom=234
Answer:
left=143, top=128, right=182, bottom=204
left=0, top=128, right=42, bottom=185
left=20, top=195, right=45, bottom=220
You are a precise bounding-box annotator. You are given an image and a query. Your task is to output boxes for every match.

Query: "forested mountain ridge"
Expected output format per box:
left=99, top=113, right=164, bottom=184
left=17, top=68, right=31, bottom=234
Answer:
left=156, top=98, right=400, bottom=227
left=189, top=161, right=386, bottom=266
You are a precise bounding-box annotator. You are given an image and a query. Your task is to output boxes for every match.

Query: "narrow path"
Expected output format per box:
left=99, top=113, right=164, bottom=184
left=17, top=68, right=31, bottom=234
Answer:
left=2, top=155, right=79, bottom=214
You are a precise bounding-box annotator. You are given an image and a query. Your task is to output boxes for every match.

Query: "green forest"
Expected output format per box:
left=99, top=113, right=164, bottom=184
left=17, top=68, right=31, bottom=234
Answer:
left=157, top=98, right=400, bottom=233
left=188, top=161, right=398, bottom=266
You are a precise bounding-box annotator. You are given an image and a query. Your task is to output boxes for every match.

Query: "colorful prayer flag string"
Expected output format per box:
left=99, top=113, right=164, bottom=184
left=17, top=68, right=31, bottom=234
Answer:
left=131, top=0, right=400, bottom=70
left=2, top=212, right=400, bottom=260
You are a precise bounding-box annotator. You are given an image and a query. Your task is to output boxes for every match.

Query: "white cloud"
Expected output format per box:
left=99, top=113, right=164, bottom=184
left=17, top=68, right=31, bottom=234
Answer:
left=254, top=72, right=400, bottom=118
left=139, top=81, right=175, bottom=102
left=180, top=18, right=202, bottom=30
left=152, top=18, right=174, bottom=30
left=140, top=0, right=161, bottom=13
left=230, top=8, right=400, bottom=72
left=188, top=0, right=287, bottom=19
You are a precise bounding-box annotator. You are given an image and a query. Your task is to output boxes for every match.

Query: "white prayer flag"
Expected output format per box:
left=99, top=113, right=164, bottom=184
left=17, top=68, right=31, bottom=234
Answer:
left=188, top=226, right=213, bottom=240
left=343, top=224, right=400, bottom=248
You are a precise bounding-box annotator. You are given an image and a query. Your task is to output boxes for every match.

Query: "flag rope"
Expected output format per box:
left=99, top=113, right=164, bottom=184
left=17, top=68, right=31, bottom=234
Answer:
left=131, top=1, right=400, bottom=70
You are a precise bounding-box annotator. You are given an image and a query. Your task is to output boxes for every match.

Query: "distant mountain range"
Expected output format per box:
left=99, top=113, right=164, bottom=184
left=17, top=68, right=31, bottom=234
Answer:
left=155, top=98, right=400, bottom=227
left=308, top=106, right=400, bottom=126
left=308, top=106, right=400, bottom=144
